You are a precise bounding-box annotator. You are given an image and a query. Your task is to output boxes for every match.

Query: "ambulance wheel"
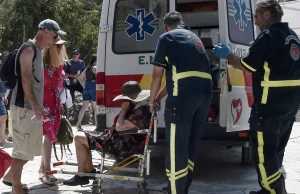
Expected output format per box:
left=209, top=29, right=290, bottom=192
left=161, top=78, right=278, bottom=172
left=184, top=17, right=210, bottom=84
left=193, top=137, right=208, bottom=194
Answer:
left=242, top=146, right=253, bottom=165
left=137, top=181, right=148, bottom=194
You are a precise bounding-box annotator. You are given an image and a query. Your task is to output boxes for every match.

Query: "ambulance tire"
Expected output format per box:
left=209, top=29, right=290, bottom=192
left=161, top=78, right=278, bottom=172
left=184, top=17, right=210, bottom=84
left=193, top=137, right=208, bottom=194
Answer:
left=242, top=146, right=253, bottom=165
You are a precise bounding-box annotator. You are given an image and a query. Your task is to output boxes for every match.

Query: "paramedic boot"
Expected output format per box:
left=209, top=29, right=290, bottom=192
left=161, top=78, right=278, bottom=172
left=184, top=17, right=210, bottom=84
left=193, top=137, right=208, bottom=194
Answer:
left=63, top=175, right=89, bottom=186
left=249, top=178, right=288, bottom=194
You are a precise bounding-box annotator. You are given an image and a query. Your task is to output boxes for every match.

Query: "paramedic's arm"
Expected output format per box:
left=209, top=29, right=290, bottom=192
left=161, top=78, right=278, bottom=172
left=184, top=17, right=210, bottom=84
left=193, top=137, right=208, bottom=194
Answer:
left=20, top=47, right=44, bottom=119
left=150, top=35, right=168, bottom=111
left=150, top=66, right=164, bottom=110
left=226, top=54, right=247, bottom=72
left=231, top=32, right=268, bottom=72
left=155, top=83, right=167, bottom=102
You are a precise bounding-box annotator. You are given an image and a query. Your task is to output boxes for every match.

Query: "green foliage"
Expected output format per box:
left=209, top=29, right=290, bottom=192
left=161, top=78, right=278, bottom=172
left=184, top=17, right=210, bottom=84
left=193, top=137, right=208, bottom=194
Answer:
left=0, top=0, right=102, bottom=63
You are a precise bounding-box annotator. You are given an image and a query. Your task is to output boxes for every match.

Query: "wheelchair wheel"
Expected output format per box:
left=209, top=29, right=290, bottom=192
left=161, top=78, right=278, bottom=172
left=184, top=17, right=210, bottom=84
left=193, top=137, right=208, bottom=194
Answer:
left=92, top=179, right=102, bottom=194
left=137, top=181, right=148, bottom=194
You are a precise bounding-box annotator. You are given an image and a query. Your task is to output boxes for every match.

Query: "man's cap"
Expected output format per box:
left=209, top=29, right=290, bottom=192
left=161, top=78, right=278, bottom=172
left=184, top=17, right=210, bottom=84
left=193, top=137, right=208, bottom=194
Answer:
left=72, top=49, right=80, bottom=54
left=38, top=19, right=66, bottom=36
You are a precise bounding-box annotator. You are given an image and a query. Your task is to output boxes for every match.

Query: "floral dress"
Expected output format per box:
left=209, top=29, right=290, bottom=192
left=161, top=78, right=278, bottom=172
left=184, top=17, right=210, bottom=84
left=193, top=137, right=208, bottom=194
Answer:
left=43, top=64, right=63, bottom=136
left=84, top=100, right=151, bottom=159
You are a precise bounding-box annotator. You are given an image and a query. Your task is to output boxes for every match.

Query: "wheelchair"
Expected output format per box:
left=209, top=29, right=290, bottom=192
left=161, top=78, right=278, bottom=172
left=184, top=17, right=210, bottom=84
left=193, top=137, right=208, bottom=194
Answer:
left=47, top=109, right=159, bottom=194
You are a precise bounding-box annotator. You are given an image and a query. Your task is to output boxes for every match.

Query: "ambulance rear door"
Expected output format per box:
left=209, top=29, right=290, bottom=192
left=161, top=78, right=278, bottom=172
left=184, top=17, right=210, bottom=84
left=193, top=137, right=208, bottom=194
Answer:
left=103, top=0, right=174, bottom=128
left=218, top=0, right=257, bottom=132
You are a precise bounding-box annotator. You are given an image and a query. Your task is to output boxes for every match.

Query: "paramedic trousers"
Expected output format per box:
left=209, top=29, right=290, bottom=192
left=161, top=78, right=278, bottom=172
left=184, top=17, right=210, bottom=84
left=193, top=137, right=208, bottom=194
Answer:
left=249, top=107, right=298, bottom=194
left=164, top=94, right=211, bottom=194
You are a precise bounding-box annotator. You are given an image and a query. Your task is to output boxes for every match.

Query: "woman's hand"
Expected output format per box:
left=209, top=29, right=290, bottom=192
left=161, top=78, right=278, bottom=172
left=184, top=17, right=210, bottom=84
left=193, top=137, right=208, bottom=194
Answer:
left=3, top=97, right=8, bottom=105
left=60, top=104, right=64, bottom=114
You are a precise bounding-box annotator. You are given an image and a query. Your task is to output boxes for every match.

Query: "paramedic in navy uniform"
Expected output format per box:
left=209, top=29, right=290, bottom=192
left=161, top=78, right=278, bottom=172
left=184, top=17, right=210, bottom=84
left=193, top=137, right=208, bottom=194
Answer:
left=149, top=11, right=212, bottom=194
left=213, top=1, right=300, bottom=194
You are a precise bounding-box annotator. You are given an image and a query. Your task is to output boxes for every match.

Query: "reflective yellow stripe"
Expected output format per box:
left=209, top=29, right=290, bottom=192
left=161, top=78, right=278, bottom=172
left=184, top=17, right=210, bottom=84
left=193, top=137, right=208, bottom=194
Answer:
left=188, top=165, right=194, bottom=171
left=268, top=172, right=282, bottom=185
left=268, top=169, right=281, bottom=181
left=241, top=58, right=257, bottom=72
left=261, top=62, right=270, bottom=104
left=172, top=66, right=212, bottom=96
left=172, top=66, right=178, bottom=96
left=188, top=159, right=194, bottom=167
left=169, top=171, right=188, bottom=181
left=170, top=123, right=177, bottom=194
left=165, top=56, right=169, bottom=62
left=257, top=132, right=276, bottom=194
left=261, top=80, right=300, bottom=87
left=166, top=166, right=188, bottom=177
left=174, top=71, right=212, bottom=80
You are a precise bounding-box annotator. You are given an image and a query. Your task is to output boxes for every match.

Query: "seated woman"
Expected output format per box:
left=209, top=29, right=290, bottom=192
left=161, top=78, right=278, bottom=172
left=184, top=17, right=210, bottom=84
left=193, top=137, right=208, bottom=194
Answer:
left=63, top=81, right=151, bottom=186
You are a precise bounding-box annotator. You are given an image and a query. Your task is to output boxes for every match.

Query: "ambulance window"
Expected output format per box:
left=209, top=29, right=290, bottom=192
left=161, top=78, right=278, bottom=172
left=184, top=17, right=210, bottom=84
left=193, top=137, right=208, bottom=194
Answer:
left=113, top=0, right=169, bottom=54
left=226, top=0, right=254, bottom=46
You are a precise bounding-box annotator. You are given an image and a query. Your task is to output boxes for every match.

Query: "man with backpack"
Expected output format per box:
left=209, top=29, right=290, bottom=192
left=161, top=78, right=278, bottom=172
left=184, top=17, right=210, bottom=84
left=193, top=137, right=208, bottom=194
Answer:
left=1, top=19, right=66, bottom=194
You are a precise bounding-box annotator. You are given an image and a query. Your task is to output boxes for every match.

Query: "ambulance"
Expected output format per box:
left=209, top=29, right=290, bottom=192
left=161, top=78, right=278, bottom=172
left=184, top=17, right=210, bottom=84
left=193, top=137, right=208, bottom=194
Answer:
left=95, top=0, right=260, bottom=164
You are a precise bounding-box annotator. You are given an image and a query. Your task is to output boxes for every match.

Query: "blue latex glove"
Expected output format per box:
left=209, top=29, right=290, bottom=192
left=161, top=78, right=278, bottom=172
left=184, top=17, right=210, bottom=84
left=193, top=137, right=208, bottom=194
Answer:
left=212, top=43, right=231, bottom=59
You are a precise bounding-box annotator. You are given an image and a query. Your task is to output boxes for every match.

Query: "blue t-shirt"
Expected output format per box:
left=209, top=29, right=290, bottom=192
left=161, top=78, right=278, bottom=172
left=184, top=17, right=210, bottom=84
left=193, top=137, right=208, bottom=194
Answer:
left=63, top=60, right=85, bottom=82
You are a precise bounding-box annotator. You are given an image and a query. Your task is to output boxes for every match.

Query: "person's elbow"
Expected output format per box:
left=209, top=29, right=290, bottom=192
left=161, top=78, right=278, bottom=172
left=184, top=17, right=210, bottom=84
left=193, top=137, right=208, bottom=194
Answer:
left=21, top=74, right=31, bottom=86
left=152, top=67, right=164, bottom=81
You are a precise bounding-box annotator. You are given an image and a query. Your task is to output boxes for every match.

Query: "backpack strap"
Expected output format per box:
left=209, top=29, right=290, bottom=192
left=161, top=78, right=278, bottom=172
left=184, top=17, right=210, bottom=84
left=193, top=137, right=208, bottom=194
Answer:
left=66, top=144, right=73, bottom=159
left=53, top=143, right=64, bottom=161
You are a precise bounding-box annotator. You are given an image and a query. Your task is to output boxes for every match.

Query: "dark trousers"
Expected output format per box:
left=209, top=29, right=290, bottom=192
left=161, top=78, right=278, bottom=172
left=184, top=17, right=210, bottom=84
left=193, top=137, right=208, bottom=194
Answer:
left=249, top=108, right=297, bottom=194
left=164, top=95, right=211, bottom=194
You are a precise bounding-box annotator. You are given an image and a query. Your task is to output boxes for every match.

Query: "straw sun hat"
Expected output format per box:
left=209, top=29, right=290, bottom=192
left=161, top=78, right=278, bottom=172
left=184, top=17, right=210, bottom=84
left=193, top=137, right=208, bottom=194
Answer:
left=113, top=81, right=150, bottom=102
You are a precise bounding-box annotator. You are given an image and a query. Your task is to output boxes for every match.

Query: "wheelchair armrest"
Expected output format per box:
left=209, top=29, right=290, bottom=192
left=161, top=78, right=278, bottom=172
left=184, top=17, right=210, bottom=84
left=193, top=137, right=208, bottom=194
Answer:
left=117, top=129, right=150, bottom=135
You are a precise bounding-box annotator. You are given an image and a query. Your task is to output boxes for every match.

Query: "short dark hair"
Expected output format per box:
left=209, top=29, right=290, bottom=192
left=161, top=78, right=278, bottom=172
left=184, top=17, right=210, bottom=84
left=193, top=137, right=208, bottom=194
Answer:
left=163, top=11, right=184, bottom=27
left=256, top=0, right=283, bottom=21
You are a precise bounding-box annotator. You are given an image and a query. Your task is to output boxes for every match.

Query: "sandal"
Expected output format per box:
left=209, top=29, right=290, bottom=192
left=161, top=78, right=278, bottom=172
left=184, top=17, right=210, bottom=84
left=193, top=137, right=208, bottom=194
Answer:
left=42, top=175, right=57, bottom=185
left=2, top=180, right=28, bottom=190
left=76, top=124, right=83, bottom=131
left=39, top=173, right=44, bottom=181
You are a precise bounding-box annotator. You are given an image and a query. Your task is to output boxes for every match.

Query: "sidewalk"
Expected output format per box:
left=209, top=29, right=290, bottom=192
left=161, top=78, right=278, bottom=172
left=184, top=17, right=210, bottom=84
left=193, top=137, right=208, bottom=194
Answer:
left=1, top=124, right=300, bottom=193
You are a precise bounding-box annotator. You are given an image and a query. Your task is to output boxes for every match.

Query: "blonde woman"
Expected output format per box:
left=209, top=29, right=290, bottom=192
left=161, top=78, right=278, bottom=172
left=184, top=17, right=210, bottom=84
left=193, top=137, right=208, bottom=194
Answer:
left=38, top=38, right=68, bottom=185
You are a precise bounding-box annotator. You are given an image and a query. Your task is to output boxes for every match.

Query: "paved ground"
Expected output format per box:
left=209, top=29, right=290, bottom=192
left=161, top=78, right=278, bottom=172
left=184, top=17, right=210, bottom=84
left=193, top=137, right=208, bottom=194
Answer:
left=1, top=121, right=300, bottom=194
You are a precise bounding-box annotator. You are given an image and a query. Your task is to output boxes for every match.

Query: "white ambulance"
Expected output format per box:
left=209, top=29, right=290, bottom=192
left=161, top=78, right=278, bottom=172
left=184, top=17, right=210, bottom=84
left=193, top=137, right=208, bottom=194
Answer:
left=96, top=0, right=259, bottom=164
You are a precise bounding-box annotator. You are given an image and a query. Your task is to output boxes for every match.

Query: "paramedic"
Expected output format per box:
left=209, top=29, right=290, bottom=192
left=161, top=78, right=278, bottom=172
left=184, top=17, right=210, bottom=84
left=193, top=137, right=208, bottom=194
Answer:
left=149, top=11, right=212, bottom=194
left=213, top=1, right=300, bottom=194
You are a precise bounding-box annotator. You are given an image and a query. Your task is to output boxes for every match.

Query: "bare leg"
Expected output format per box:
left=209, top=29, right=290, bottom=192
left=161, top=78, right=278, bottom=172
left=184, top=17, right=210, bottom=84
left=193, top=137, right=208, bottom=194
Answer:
left=91, top=101, right=97, bottom=126
left=0, top=115, right=8, bottom=143
left=11, top=159, right=28, bottom=194
left=77, top=101, right=90, bottom=126
left=75, top=133, right=92, bottom=172
left=39, top=136, right=53, bottom=178
left=85, top=148, right=94, bottom=172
